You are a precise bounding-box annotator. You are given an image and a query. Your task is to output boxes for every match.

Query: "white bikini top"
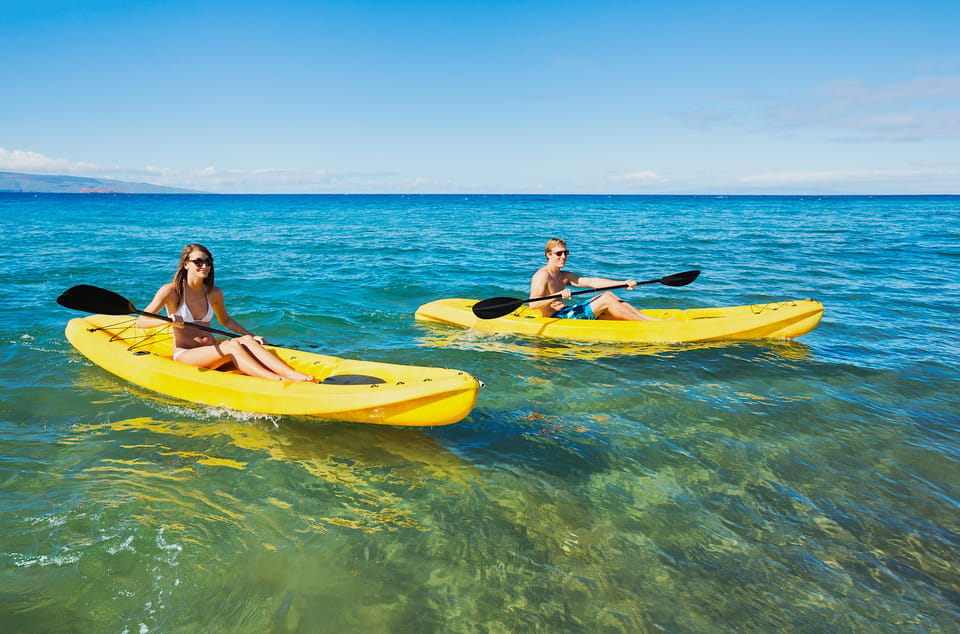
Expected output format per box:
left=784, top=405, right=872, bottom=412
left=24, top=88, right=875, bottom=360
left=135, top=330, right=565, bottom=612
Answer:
left=168, top=295, right=214, bottom=323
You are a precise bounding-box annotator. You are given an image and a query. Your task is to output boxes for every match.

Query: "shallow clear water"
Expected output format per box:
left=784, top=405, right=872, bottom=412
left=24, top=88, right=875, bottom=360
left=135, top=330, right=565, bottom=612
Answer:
left=1, top=194, right=958, bottom=631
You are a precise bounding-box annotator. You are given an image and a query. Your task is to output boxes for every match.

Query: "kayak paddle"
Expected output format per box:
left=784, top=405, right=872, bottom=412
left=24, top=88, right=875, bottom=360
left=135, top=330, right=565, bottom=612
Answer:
left=471, top=269, right=700, bottom=320
left=56, top=284, right=240, bottom=338
left=57, top=285, right=394, bottom=384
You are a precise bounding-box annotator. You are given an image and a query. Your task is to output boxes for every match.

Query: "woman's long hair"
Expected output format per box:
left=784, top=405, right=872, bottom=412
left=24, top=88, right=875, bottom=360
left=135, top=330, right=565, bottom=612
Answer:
left=172, top=243, right=215, bottom=307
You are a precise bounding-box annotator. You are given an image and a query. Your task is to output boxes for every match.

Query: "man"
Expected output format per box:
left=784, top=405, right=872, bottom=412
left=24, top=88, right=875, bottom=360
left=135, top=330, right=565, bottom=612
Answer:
left=529, top=238, right=657, bottom=321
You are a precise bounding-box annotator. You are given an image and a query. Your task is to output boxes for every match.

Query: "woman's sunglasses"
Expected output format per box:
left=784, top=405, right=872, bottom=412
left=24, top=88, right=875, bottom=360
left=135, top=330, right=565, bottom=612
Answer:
left=189, top=258, right=214, bottom=267
left=550, top=250, right=570, bottom=257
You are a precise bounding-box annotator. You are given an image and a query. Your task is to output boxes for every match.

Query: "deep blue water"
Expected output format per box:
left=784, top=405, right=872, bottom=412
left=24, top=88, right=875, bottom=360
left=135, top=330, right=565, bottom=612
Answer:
left=1, top=193, right=958, bottom=631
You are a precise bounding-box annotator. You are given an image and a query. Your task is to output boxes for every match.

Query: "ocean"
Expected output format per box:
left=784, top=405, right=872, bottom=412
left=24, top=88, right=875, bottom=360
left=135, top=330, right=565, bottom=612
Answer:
left=1, top=193, right=957, bottom=632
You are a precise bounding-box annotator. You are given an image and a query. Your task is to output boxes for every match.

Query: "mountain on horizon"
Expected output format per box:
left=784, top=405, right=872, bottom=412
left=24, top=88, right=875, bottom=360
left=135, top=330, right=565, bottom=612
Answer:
left=0, top=171, right=201, bottom=194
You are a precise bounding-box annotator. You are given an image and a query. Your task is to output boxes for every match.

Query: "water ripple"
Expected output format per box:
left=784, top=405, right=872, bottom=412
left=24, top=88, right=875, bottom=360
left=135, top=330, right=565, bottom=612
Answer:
left=2, top=194, right=959, bottom=630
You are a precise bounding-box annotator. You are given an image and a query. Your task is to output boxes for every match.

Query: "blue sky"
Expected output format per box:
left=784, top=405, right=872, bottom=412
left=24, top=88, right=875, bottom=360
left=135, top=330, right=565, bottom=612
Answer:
left=1, top=0, right=958, bottom=193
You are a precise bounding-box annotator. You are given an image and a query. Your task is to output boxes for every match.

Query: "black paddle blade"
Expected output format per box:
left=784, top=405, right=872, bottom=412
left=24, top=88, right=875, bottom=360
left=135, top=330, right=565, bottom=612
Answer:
left=57, top=285, right=137, bottom=316
left=471, top=297, right=525, bottom=320
left=659, top=270, right=700, bottom=287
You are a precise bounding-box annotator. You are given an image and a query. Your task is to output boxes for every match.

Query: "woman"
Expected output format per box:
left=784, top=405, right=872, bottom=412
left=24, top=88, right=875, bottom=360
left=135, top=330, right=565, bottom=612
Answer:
left=136, top=243, right=315, bottom=382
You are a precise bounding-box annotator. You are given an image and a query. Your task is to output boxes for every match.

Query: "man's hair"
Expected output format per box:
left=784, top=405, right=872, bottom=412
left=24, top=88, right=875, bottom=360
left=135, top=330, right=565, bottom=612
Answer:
left=544, top=238, right=566, bottom=257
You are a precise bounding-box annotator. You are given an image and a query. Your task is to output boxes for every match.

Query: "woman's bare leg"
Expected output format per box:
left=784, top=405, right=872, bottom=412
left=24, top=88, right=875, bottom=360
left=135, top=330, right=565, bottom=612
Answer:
left=173, top=337, right=314, bottom=381
left=233, top=336, right=315, bottom=381
left=223, top=339, right=305, bottom=380
left=173, top=341, right=287, bottom=380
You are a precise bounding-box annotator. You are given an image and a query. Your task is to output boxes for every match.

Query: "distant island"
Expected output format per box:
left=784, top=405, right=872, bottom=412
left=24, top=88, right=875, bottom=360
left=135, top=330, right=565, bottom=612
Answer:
left=0, top=171, right=200, bottom=194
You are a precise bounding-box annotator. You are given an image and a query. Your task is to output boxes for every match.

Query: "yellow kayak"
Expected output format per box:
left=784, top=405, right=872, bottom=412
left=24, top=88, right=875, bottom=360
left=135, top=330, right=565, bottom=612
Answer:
left=415, top=298, right=823, bottom=343
left=65, top=315, right=480, bottom=426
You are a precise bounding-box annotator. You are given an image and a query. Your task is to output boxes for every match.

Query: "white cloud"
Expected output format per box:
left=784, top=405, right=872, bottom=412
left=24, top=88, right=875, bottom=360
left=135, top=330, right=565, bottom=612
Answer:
left=0, top=147, right=107, bottom=174
left=149, top=166, right=392, bottom=193
left=411, top=176, right=456, bottom=188
left=739, top=169, right=958, bottom=186
left=816, top=76, right=960, bottom=105
left=611, top=170, right=664, bottom=184
left=676, top=75, right=960, bottom=142
left=0, top=147, right=413, bottom=193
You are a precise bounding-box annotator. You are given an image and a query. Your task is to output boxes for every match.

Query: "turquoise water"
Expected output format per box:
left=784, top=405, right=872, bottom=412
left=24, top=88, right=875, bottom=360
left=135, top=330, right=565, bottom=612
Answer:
left=1, top=194, right=958, bottom=632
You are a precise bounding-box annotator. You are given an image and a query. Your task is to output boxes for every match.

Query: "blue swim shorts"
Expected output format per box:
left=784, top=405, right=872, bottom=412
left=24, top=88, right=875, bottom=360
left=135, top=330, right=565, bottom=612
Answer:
left=553, top=301, right=595, bottom=320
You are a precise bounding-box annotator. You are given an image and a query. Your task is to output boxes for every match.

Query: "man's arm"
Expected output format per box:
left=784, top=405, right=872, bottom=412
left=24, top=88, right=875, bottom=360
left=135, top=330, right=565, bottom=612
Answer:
left=571, top=274, right=637, bottom=289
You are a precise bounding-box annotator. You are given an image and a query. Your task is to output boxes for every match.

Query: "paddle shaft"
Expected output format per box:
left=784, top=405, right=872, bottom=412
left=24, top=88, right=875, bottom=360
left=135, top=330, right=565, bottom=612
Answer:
left=471, top=269, right=700, bottom=320
left=528, top=281, right=634, bottom=305
left=132, top=308, right=241, bottom=339
left=471, top=282, right=639, bottom=321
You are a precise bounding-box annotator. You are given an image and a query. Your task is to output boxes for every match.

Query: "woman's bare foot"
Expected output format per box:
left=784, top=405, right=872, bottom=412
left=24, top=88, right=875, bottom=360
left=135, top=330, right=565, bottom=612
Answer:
left=283, top=370, right=316, bottom=382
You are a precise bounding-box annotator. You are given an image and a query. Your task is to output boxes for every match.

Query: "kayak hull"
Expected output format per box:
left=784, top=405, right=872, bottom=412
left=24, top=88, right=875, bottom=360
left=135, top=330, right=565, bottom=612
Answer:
left=415, top=298, right=823, bottom=343
left=65, top=315, right=479, bottom=426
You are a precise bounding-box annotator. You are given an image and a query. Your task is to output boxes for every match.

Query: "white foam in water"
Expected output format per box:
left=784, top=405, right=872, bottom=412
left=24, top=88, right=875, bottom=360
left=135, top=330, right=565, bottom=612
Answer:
left=107, top=534, right=136, bottom=555
left=155, top=526, right=183, bottom=559
left=152, top=400, right=281, bottom=427
left=13, top=551, right=81, bottom=568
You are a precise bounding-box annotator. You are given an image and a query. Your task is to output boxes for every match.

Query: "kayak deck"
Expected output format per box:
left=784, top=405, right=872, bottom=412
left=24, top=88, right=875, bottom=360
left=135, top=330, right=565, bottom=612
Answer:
left=415, top=298, right=823, bottom=343
left=65, top=315, right=479, bottom=426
